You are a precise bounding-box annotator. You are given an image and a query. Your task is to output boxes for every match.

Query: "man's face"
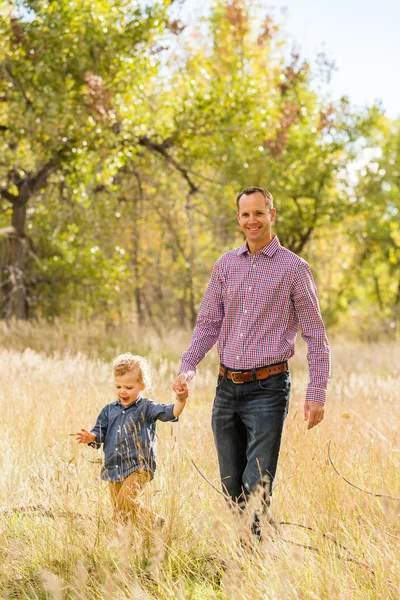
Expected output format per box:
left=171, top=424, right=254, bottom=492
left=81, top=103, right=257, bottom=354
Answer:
left=114, top=368, right=145, bottom=407
left=237, top=192, right=276, bottom=249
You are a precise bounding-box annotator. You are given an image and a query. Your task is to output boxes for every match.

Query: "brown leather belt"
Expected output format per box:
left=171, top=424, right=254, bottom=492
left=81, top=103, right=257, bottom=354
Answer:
left=219, top=361, right=288, bottom=384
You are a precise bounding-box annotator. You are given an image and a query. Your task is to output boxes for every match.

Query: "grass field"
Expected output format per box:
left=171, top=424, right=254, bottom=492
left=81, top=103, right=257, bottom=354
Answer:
left=0, top=321, right=399, bottom=599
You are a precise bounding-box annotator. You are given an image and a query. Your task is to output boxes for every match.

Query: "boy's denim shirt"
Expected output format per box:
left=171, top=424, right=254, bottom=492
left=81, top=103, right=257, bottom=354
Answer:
left=89, top=397, right=177, bottom=482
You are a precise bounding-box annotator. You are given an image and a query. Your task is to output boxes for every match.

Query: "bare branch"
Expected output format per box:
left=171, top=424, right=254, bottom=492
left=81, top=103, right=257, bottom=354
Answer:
left=188, top=449, right=377, bottom=569
left=279, top=522, right=374, bottom=572
left=328, top=440, right=400, bottom=501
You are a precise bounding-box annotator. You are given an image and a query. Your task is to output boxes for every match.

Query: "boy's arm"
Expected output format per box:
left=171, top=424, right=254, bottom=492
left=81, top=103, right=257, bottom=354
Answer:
left=76, top=406, right=109, bottom=447
left=145, top=392, right=188, bottom=422
left=173, top=395, right=187, bottom=418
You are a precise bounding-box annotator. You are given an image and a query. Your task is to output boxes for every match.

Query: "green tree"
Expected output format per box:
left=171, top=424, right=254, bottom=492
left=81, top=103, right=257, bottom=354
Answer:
left=0, top=0, right=165, bottom=318
left=350, top=116, right=400, bottom=335
left=0, top=0, right=383, bottom=329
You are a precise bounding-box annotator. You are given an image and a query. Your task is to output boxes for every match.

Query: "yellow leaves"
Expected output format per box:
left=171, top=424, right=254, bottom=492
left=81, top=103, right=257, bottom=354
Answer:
left=7, top=183, right=18, bottom=196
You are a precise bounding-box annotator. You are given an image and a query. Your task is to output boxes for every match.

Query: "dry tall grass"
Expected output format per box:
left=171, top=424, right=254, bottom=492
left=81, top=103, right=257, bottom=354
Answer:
left=0, top=321, right=399, bottom=599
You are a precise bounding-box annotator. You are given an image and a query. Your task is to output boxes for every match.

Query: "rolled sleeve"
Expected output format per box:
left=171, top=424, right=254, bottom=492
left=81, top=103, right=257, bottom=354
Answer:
left=146, top=401, right=178, bottom=423
left=89, top=406, right=109, bottom=447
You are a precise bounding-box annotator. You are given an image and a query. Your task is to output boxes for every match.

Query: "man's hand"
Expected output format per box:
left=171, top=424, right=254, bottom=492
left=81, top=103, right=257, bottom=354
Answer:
left=173, top=373, right=190, bottom=401
left=76, top=429, right=96, bottom=444
left=304, top=401, right=325, bottom=430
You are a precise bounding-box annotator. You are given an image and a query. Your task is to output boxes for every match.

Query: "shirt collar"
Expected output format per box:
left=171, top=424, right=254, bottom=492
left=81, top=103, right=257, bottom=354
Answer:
left=113, top=396, right=143, bottom=408
left=237, top=234, right=280, bottom=257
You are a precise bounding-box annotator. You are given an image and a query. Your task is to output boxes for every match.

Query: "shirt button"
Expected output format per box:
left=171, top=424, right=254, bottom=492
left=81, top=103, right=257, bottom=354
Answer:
left=115, top=447, right=118, bottom=451
left=244, top=310, right=248, bottom=314
left=240, top=333, right=243, bottom=337
left=122, top=411, right=125, bottom=414
left=248, top=286, right=251, bottom=291
left=236, top=356, right=240, bottom=360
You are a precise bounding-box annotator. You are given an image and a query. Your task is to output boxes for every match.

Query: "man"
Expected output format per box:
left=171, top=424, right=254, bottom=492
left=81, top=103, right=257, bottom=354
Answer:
left=173, top=186, right=330, bottom=538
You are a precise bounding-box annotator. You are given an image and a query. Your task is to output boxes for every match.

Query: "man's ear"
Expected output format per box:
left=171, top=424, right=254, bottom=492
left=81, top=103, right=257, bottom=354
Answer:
left=270, top=208, right=277, bottom=223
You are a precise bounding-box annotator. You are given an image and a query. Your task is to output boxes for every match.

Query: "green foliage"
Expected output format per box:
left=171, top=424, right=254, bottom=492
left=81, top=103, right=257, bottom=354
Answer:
left=348, top=117, right=400, bottom=335
left=0, top=0, right=397, bottom=332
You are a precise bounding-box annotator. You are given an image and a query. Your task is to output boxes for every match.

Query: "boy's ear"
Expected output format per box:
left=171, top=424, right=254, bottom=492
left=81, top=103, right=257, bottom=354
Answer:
left=140, top=383, right=146, bottom=391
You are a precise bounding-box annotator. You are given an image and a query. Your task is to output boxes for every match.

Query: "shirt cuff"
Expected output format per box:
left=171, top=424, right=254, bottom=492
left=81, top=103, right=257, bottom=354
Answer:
left=89, top=432, right=101, bottom=448
left=179, top=367, right=196, bottom=382
left=306, top=385, right=327, bottom=404
left=166, top=403, right=179, bottom=422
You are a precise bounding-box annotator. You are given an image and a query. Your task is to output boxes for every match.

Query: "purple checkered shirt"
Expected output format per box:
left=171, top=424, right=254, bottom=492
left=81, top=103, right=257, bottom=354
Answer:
left=180, top=235, right=331, bottom=403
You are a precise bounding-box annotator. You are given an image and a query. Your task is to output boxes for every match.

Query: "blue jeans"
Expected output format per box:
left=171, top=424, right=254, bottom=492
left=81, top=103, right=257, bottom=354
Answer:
left=212, top=369, right=290, bottom=512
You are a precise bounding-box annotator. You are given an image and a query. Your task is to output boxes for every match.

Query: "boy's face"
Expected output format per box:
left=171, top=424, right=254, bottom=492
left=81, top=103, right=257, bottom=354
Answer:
left=114, top=368, right=145, bottom=407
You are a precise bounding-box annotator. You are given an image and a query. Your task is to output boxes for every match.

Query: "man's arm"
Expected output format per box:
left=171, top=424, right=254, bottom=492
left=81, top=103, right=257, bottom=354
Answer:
left=291, top=260, right=331, bottom=429
left=175, top=260, right=225, bottom=393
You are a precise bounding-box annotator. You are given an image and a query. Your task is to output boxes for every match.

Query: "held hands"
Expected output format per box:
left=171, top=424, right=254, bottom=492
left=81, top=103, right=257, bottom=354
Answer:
left=173, top=372, right=190, bottom=402
left=172, top=373, right=190, bottom=417
left=304, top=401, right=325, bottom=430
left=76, top=429, right=96, bottom=444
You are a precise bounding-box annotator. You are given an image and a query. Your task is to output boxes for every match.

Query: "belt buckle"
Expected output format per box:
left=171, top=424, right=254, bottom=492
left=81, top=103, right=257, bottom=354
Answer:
left=231, top=371, right=244, bottom=384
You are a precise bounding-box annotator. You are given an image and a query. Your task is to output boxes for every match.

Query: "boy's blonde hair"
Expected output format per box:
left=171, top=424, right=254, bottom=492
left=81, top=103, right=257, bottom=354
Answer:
left=112, top=354, right=152, bottom=391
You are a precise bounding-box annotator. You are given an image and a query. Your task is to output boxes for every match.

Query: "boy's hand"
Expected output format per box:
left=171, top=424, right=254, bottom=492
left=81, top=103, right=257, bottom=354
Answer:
left=173, top=373, right=190, bottom=401
left=76, top=429, right=96, bottom=444
left=176, top=388, right=189, bottom=402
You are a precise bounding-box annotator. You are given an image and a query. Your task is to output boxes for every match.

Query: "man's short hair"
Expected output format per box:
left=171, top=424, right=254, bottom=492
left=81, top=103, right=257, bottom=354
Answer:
left=236, top=186, right=274, bottom=211
left=112, top=353, right=152, bottom=391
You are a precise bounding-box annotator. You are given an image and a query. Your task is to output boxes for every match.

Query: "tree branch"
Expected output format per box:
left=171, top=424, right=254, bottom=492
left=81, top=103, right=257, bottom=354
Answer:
left=291, top=196, right=304, bottom=220
left=2, top=62, right=33, bottom=109
left=0, top=189, right=17, bottom=203
left=138, top=136, right=199, bottom=194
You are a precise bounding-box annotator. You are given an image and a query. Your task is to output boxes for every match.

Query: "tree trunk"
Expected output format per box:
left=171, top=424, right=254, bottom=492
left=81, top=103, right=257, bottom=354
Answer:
left=4, top=200, right=29, bottom=319
left=130, top=170, right=144, bottom=324
left=1, top=154, right=62, bottom=319
left=185, top=194, right=197, bottom=328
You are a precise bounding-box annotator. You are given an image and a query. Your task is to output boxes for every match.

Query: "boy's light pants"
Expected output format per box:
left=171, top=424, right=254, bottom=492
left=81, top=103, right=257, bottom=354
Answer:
left=108, top=468, right=157, bottom=529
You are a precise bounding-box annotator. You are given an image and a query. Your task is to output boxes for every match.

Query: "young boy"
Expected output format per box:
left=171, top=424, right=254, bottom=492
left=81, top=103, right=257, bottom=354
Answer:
left=76, top=353, right=188, bottom=529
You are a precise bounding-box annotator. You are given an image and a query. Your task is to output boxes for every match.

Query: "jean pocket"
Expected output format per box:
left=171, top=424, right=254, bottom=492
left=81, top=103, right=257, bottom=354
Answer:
left=216, top=373, right=224, bottom=390
left=258, top=371, right=290, bottom=391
